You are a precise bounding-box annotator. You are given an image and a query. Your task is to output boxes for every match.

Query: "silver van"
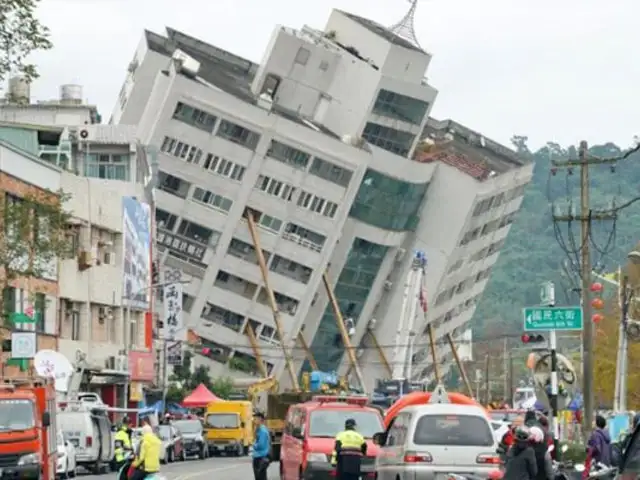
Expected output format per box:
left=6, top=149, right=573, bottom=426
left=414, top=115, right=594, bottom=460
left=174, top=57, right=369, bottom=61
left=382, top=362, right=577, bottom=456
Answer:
left=374, top=403, right=500, bottom=480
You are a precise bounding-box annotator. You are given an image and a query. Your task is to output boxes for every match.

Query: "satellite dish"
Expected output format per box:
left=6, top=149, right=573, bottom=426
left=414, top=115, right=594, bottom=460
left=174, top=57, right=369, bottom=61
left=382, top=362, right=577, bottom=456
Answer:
left=34, top=350, right=74, bottom=392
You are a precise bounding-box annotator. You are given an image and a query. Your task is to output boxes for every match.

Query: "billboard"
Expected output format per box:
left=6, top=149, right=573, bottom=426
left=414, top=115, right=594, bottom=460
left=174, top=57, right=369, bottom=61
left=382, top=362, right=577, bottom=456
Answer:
left=122, top=197, right=151, bottom=309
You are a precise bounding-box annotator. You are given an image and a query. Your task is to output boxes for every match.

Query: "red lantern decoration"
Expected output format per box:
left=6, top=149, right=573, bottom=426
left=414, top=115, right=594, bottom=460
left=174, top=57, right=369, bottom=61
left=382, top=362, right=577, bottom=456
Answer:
left=591, top=298, right=604, bottom=310
left=590, top=282, right=603, bottom=293
left=592, top=313, right=604, bottom=323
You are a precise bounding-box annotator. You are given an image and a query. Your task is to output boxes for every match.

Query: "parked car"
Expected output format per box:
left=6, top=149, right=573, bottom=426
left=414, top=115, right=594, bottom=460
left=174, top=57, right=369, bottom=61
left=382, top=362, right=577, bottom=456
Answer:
left=157, top=424, right=185, bottom=463
left=56, top=430, right=77, bottom=478
left=173, top=419, right=208, bottom=460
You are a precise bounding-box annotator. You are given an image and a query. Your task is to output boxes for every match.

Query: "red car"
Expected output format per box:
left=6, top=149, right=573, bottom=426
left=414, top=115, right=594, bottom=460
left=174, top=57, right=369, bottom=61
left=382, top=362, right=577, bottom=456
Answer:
left=280, top=395, right=383, bottom=479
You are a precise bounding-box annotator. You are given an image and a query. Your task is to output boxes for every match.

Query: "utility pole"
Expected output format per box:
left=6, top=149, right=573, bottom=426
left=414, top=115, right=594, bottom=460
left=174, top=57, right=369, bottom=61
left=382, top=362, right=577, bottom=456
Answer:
left=484, top=355, right=490, bottom=405
left=551, top=141, right=618, bottom=435
left=502, top=338, right=508, bottom=401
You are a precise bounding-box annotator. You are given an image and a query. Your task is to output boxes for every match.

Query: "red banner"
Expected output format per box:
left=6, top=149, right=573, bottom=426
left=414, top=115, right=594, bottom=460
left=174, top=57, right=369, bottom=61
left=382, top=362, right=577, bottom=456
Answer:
left=144, top=312, right=153, bottom=350
left=128, top=351, right=154, bottom=381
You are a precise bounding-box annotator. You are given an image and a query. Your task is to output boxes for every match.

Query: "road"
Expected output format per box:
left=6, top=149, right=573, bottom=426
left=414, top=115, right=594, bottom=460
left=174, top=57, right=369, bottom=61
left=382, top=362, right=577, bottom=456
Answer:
left=79, top=456, right=280, bottom=480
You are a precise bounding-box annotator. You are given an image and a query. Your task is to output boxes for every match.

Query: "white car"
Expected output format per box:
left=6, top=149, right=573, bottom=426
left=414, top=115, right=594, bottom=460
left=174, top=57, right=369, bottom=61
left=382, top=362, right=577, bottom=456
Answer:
left=56, top=430, right=77, bottom=478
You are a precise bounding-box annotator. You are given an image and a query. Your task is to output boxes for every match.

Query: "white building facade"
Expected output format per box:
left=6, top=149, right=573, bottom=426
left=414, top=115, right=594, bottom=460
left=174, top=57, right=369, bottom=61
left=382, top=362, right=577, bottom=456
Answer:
left=111, top=10, right=532, bottom=391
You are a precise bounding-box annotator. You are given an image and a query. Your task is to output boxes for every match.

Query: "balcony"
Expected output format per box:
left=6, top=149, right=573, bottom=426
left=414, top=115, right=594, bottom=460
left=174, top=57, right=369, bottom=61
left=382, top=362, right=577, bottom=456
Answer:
left=229, top=351, right=273, bottom=377
left=256, top=288, right=299, bottom=316
left=214, top=271, right=257, bottom=299
left=201, top=303, right=244, bottom=333
left=227, top=238, right=270, bottom=265
left=269, top=255, right=312, bottom=285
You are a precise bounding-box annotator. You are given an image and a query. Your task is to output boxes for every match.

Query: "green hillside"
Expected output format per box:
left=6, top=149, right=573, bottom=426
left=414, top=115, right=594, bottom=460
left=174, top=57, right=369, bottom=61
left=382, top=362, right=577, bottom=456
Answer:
left=472, top=140, right=640, bottom=334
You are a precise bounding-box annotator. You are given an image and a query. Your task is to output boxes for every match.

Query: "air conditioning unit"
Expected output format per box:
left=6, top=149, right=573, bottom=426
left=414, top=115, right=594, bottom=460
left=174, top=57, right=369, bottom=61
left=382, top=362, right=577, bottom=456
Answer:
left=79, top=128, right=90, bottom=141
left=98, top=307, right=113, bottom=324
left=77, top=250, right=92, bottom=271
left=356, top=349, right=365, bottom=359
left=395, top=248, right=406, bottom=262
left=384, top=280, right=393, bottom=291
left=68, top=127, right=78, bottom=142
left=367, top=318, right=377, bottom=330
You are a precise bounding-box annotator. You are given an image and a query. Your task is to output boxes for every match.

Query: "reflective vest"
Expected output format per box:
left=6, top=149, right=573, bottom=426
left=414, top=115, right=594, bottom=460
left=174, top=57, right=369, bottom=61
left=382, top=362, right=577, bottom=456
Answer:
left=114, top=428, right=132, bottom=462
left=331, top=429, right=366, bottom=475
left=133, top=432, right=161, bottom=473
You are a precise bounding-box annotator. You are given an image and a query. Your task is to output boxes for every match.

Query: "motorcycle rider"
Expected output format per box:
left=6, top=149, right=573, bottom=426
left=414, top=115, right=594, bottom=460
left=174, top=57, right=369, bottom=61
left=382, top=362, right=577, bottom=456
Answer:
left=331, top=418, right=367, bottom=480
left=504, top=426, right=538, bottom=480
left=114, top=417, right=133, bottom=472
left=131, top=424, right=161, bottom=480
left=529, top=426, right=553, bottom=480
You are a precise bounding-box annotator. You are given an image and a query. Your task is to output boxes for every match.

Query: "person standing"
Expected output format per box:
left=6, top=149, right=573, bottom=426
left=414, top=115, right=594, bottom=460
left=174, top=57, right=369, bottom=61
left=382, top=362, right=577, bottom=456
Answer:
left=587, top=415, right=612, bottom=466
left=331, top=418, right=367, bottom=480
left=529, top=427, right=554, bottom=480
left=252, top=412, right=271, bottom=480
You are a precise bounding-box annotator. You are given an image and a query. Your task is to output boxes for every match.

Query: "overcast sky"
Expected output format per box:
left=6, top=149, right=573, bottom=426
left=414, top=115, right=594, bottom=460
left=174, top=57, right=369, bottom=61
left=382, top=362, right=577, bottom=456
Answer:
left=25, top=0, right=639, bottom=149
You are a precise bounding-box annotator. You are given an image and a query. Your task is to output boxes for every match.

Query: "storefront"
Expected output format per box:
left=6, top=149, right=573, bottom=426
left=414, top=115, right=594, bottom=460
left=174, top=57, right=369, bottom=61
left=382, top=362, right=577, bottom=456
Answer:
left=128, top=350, right=155, bottom=408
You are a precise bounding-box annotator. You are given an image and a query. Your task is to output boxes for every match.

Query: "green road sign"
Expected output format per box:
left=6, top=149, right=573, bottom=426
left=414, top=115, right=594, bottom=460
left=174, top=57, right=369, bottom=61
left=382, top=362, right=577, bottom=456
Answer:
left=523, top=306, right=583, bottom=331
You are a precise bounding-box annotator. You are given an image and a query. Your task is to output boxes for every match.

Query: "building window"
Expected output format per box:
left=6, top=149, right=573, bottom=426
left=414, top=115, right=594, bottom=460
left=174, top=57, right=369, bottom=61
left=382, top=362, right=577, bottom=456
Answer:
left=255, top=175, right=296, bottom=201
left=255, top=212, right=282, bottom=233
left=309, top=158, right=353, bottom=187
left=202, top=154, right=246, bottom=181
left=297, top=190, right=338, bottom=218
left=173, top=101, right=217, bottom=133
left=84, top=153, right=129, bottom=180
left=192, top=187, right=233, bottom=213
left=267, top=140, right=310, bottom=169
left=155, top=208, right=178, bottom=231
left=160, top=137, right=203, bottom=165
left=294, top=47, right=311, bottom=65
left=158, top=171, right=191, bottom=199
left=177, top=219, right=216, bottom=246
left=362, top=122, right=415, bottom=157
left=283, top=223, right=326, bottom=252
left=202, top=303, right=244, bottom=332
left=307, top=238, right=388, bottom=372
left=216, top=119, right=261, bottom=150
left=372, top=89, right=429, bottom=125
left=350, top=169, right=428, bottom=231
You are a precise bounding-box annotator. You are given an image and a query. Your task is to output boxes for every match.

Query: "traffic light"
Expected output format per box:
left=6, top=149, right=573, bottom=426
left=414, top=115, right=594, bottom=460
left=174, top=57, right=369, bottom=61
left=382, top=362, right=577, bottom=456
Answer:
left=521, top=333, right=545, bottom=344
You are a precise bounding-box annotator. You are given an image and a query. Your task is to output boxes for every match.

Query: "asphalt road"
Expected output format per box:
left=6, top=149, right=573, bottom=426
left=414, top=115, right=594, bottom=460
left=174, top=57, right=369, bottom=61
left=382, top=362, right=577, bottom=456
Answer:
left=78, top=456, right=279, bottom=480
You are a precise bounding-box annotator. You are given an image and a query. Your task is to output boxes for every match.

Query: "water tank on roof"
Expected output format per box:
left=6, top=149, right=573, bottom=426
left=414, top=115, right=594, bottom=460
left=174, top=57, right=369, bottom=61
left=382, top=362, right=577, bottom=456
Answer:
left=60, top=84, right=83, bottom=104
left=8, top=76, right=30, bottom=104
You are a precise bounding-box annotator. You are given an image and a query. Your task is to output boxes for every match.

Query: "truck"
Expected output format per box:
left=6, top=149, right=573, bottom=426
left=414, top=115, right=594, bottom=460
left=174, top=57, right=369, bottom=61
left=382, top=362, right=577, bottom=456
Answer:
left=204, top=400, right=254, bottom=456
left=0, top=377, right=57, bottom=480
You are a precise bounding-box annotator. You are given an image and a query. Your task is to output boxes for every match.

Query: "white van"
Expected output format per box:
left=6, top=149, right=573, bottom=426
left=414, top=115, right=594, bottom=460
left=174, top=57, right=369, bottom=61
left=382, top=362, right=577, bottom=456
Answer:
left=58, top=403, right=114, bottom=474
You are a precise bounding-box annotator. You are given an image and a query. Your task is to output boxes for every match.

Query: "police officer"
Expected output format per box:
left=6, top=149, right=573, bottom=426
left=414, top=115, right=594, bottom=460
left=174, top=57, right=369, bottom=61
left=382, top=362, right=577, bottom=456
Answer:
left=114, top=417, right=133, bottom=471
left=331, top=418, right=367, bottom=480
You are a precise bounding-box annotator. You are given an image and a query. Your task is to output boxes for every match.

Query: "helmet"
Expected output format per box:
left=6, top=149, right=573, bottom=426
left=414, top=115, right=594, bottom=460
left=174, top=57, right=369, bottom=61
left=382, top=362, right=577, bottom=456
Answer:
left=529, top=426, right=544, bottom=443
left=122, top=416, right=130, bottom=425
left=514, top=426, right=530, bottom=442
left=345, top=418, right=357, bottom=429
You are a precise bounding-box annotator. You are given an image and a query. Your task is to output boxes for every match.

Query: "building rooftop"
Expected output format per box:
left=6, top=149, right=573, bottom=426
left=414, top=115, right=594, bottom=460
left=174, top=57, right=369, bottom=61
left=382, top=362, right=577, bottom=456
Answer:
left=415, top=118, right=530, bottom=180
left=336, top=10, right=423, bottom=53
left=145, top=28, right=341, bottom=140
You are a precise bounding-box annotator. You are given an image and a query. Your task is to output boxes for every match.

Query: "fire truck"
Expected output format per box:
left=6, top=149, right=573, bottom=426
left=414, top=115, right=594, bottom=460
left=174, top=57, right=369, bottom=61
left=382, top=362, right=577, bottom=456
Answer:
left=0, top=377, right=57, bottom=480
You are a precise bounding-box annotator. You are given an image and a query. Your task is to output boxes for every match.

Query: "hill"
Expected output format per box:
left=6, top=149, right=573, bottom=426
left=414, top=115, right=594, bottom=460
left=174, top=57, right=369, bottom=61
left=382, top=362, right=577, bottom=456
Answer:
left=472, top=139, right=640, bottom=336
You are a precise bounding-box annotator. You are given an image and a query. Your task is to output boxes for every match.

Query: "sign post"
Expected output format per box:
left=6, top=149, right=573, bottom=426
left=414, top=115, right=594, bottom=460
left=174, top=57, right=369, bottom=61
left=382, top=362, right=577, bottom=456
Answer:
left=524, top=293, right=584, bottom=462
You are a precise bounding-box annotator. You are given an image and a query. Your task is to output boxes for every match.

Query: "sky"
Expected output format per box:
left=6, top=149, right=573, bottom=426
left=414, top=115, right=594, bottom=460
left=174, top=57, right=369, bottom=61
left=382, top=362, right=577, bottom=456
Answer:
left=22, top=0, right=640, bottom=150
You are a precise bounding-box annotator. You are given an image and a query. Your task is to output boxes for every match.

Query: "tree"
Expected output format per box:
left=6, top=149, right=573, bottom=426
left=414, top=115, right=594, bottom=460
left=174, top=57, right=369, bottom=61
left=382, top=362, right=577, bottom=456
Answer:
left=0, top=0, right=52, bottom=85
left=0, top=189, right=71, bottom=321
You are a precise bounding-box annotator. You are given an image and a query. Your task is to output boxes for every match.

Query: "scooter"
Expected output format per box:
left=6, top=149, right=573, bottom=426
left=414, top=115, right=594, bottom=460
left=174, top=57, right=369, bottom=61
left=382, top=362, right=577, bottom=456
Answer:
left=117, top=452, right=166, bottom=480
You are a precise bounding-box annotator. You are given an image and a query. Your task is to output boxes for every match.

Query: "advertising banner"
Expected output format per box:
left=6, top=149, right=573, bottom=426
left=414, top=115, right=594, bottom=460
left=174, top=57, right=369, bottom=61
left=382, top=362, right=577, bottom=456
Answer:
left=128, top=351, right=155, bottom=382
left=166, top=341, right=183, bottom=366
left=122, top=197, right=151, bottom=309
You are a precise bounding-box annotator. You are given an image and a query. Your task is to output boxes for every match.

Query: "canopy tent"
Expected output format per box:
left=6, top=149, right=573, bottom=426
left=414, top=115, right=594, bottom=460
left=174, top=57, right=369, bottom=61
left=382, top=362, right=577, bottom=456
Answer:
left=182, top=384, right=220, bottom=408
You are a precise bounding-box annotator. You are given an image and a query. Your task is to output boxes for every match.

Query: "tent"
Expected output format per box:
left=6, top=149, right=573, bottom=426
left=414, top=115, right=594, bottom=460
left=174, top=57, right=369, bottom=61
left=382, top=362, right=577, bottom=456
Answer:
left=182, top=384, right=220, bottom=408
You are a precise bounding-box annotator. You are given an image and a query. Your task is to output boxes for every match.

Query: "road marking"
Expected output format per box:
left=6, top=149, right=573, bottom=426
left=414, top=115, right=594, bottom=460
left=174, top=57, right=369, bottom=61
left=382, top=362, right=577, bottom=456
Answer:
left=170, top=461, right=250, bottom=480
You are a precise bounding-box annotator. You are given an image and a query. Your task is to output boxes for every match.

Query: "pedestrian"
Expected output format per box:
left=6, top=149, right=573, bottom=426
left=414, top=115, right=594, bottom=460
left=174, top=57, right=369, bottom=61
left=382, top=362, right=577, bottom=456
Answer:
left=504, top=426, right=538, bottom=480
left=131, top=424, right=161, bottom=480
left=252, top=412, right=271, bottom=480
left=529, top=426, right=553, bottom=480
left=537, top=415, right=555, bottom=460
left=587, top=415, right=612, bottom=466
left=331, top=418, right=367, bottom=480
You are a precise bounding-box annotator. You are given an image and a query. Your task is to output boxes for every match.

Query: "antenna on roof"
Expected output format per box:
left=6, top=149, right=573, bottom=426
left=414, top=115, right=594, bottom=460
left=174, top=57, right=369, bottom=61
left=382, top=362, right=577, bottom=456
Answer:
left=388, top=0, right=423, bottom=51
